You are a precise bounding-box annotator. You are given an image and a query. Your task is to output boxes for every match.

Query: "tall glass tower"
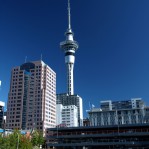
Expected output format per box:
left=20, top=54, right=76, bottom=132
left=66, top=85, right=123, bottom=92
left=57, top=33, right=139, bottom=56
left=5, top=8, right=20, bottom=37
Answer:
left=60, top=0, right=78, bottom=95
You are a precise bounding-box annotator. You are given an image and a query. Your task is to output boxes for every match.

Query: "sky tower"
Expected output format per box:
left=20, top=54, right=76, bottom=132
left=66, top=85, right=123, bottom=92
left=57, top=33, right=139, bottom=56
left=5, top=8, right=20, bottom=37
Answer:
left=60, top=0, right=79, bottom=95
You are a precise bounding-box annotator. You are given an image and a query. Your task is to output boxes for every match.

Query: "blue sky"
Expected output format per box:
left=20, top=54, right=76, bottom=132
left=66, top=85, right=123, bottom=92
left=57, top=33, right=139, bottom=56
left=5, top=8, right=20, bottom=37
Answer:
left=1, top=0, right=149, bottom=117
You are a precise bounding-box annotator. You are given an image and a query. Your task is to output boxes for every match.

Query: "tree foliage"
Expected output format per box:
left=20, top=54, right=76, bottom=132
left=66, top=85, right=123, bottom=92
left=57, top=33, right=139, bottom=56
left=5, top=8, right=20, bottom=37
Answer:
left=31, top=130, right=45, bottom=147
left=0, top=129, right=45, bottom=149
left=0, top=134, right=10, bottom=149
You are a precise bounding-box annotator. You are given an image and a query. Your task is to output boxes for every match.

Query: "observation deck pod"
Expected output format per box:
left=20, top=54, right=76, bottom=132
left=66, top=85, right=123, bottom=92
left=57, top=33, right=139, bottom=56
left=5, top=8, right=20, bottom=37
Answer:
left=60, top=40, right=79, bottom=52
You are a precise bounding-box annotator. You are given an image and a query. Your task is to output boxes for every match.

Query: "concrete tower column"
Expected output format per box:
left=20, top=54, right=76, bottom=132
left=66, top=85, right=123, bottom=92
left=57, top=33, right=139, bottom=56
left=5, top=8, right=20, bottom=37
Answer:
left=60, top=0, right=79, bottom=95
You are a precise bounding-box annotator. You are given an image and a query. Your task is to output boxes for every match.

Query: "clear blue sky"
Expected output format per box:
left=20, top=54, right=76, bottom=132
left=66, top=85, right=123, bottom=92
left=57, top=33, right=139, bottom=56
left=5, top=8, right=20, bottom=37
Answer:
left=1, top=0, right=149, bottom=117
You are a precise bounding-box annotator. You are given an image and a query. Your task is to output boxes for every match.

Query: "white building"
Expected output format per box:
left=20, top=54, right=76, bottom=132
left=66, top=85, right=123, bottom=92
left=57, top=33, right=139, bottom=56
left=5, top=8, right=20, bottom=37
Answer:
left=88, top=98, right=149, bottom=126
left=57, top=93, right=83, bottom=126
left=56, top=104, right=63, bottom=126
left=56, top=104, right=78, bottom=127
left=6, top=60, right=56, bottom=133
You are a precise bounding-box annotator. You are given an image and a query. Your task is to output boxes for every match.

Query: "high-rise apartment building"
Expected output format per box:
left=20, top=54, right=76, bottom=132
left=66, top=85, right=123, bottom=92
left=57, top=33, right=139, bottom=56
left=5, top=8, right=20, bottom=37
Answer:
left=88, top=98, right=149, bottom=126
left=0, top=101, right=5, bottom=128
left=6, top=60, right=56, bottom=132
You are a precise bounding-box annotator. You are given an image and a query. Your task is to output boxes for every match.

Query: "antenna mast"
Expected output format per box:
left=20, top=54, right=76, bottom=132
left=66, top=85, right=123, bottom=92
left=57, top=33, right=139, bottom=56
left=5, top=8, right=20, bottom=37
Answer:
left=68, top=0, right=71, bottom=30
left=25, top=56, right=27, bottom=63
left=40, top=54, right=43, bottom=61
left=0, top=80, right=1, bottom=90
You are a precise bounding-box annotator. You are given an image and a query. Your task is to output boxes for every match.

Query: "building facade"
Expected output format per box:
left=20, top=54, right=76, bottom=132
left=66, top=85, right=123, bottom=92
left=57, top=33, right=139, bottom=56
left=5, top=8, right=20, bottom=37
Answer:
left=0, top=101, right=5, bottom=128
left=46, top=123, right=149, bottom=149
left=6, top=60, right=56, bottom=132
left=56, top=104, right=78, bottom=127
left=56, top=104, right=63, bottom=126
left=100, top=98, right=144, bottom=111
left=88, top=98, right=149, bottom=126
left=57, top=93, right=83, bottom=126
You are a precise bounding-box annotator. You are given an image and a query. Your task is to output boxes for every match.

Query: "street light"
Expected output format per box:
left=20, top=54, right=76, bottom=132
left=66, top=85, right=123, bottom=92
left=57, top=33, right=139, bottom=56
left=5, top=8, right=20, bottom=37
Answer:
left=57, top=125, right=58, bottom=138
left=16, top=132, right=19, bottom=149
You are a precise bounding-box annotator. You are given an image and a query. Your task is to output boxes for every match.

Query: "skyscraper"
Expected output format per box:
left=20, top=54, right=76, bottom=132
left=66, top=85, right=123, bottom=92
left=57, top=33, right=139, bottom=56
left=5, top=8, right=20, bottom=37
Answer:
left=0, top=101, right=5, bottom=128
left=6, top=60, right=56, bottom=132
left=57, top=0, right=83, bottom=126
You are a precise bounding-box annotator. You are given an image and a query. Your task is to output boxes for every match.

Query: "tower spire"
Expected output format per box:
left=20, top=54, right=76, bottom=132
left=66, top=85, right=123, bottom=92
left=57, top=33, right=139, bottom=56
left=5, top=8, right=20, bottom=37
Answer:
left=60, top=0, right=79, bottom=95
left=68, top=0, right=71, bottom=30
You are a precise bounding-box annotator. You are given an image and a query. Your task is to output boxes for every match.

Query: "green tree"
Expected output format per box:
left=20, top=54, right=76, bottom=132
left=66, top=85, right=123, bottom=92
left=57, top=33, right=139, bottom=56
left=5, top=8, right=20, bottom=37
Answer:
left=0, top=129, right=45, bottom=149
left=0, top=134, right=11, bottom=149
left=9, top=130, right=20, bottom=149
left=37, top=131, right=45, bottom=146
left=31, top=130, right=45, bottom=147
left=19, top=135, right=32, bottom=149
left=0, top=131, right=19, bottom=149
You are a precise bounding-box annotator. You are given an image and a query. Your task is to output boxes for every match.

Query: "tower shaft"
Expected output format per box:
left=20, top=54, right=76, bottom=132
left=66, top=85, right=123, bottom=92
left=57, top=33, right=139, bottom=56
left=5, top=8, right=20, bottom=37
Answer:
left=65, top=50, right=75, bottom=95
left=66, top=60, right=74, bottom=95
left=60, top=0, right=78, bottom=95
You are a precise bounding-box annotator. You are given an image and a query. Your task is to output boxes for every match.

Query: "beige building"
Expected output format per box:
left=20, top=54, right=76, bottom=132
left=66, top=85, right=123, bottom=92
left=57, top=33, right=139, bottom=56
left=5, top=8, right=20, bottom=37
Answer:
left=6, top=60, right=56, bottom=132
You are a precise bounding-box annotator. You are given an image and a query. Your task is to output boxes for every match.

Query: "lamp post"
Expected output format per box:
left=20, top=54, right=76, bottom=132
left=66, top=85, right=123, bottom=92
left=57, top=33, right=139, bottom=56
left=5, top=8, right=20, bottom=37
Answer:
left=57, top=125, right=58, bottom=138
left=16, top=132, right=19, bottom=149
